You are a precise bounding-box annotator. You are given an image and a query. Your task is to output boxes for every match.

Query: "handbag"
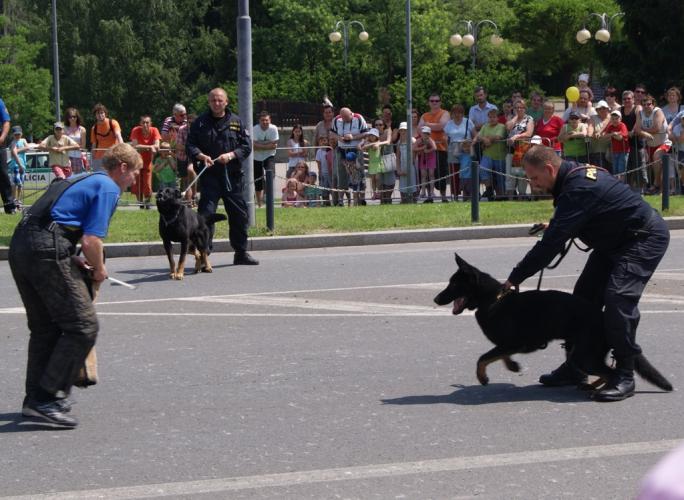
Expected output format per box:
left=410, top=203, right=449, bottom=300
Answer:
left=379, top=152, right=397, bottom=173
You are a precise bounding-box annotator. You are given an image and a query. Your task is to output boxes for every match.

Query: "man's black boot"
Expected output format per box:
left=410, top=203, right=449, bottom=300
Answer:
left=234, top=251, right=259, bottom=265
left=539, top=361, right=588, bottom=387
left=593, top=358, right=635, bottom=402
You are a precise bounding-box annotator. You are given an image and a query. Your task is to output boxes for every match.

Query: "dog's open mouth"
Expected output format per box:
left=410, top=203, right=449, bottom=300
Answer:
left=452, top=297, right=467, bottom=315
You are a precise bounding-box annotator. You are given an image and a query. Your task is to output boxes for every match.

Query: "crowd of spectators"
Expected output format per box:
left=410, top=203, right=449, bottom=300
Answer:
left=277, top=76, right=684, bottom=206
left=3, top=74, right=684, bottom=210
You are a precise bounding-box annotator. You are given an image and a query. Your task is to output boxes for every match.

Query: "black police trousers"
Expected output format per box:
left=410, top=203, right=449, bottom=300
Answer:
left=198, top=172, right=249, bottom=254
left=8, top=224, right=98, bottom=400
left=573, top=212, right=670, bottom=361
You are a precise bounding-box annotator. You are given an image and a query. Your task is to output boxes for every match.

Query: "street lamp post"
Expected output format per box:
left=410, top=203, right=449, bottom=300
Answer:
left=51, top=0, right=61, bottom=122
left=449, top=19, right=503, bottom=70
left=329, top=20, right=369, bottom=66
left=576, top=12, right=624, bottom=44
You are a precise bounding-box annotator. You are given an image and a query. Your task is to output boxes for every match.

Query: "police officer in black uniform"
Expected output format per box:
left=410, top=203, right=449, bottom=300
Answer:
left=502, top=146, right=670, bottom=402
left=186, top=87, right=258, bottom=265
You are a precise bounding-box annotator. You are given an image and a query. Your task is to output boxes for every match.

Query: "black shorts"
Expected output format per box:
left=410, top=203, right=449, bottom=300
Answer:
left=254, top=156, right=275, bottom=192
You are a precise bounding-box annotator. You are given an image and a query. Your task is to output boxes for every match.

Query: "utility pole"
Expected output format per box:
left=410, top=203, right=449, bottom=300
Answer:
left=237, top=0, right=255, bottom=225
left=51, top=0, right=61, bottom=121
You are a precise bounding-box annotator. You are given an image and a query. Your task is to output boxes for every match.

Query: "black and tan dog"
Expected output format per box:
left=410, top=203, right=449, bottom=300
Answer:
left=156, top=187, right=227, bottom=280
left=434, top=254, right=672, bottom=392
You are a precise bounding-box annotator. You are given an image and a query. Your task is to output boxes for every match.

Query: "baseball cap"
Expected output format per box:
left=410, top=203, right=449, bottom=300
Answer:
left=569, top=112, right=580, bottom=120
left=54, top=121, right=65, bottom=129
left=578, top=73, right=590, bottom=83
left=345, top=151, right=357, bottom=161
left=421, top=125, right=431, bottom=134
left=595, top=100, right=609, bottom=110
left=610, top=109, right=622, bottom=118
left=399, top=122, right=407, bottom=130
left=367, top=128, right=380, bottom=138
left=530, top=135, right=542, bottom=145
left=11, top=125, right=22, bottom=134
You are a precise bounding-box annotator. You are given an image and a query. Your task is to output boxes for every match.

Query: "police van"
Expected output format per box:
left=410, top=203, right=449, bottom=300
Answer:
left=22, top=151, right=56, bottom=188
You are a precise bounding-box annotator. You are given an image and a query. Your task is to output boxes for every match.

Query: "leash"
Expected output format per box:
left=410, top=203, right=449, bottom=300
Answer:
left=531, top=226, right=590, bottom=290
left=181, top=163, right=210, bottom=197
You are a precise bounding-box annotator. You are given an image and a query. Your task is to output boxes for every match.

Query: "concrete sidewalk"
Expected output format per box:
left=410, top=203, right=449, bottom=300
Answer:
left=3, top=217, right=683, bottom=260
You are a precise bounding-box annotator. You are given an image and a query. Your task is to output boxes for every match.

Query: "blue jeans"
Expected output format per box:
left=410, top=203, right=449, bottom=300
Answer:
left=612, top=153, right=627, bottom=175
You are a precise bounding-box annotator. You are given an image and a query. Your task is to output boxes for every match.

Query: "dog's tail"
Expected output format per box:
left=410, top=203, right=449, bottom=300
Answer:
left=635, top=354, right=673, bottom=391
left=204, top=213, right=228, bottom=224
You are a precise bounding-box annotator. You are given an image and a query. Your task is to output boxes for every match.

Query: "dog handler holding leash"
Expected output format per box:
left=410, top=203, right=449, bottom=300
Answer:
left=186, top=87, right=258, bottom=266
left=502, top=146, right=669, bottom=402
left=9, top=143, right=142, bottom=427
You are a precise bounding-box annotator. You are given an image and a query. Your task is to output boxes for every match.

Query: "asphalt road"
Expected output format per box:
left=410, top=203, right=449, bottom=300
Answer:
left=1, top=232, right=683, bottom=499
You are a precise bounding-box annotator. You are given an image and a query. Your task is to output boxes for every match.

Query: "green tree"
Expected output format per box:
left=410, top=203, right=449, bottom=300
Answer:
left=507, top=0, right=620, bottom=94
left=0, top=20, right=52, bottom=139
left=600, top=0, right=684, bottom=95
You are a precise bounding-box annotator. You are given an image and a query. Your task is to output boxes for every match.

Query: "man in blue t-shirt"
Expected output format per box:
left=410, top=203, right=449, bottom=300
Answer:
left=0, top=96, right=18, bottom=213
left=9, top=143, right=142, bottom=427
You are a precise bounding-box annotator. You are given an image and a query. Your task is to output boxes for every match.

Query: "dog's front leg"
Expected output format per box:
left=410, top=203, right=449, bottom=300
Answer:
left=176, top=241, right=188, bottom=280
left=163, top=240, right=177, bottom=279
left=476, top=347, right=520, bottom=385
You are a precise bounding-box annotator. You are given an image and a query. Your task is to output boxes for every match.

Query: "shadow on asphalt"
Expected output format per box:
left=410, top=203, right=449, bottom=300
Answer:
left=380, top=383, right=593, bottom=405
left=0, top=412, right=74, bottom=432
left=116, top=263, right=235, bottom=285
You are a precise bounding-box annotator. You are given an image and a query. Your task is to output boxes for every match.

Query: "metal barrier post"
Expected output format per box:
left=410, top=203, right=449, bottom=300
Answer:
left=265, top=165, right=274, bottom=231
left=662, top=153, right=670, bottom=211
left=471, top=160, right=480, bottom=223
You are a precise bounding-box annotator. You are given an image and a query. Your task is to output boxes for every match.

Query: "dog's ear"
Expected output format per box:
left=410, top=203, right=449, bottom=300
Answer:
left=455, top=253, right=471, bottom=270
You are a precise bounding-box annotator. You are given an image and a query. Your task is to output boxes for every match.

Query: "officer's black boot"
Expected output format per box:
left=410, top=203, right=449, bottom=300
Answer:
left=593, top=357, right=635, bottom=402
left=539, top=361, right=588, bottom=386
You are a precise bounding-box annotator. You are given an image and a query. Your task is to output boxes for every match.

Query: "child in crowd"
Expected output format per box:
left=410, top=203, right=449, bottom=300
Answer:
left=396, top=122, right=417, bottom=203
left=359, top=128, right=382, bottom=202
left=414, top=125, right=436, bottom=202
left=315, top=136, right=333, bottom=206
left=39, top=121, right=80, bottom=179
left=602, top=110, right=629, bottom=180
left=9, top=126, right=33, bottom=207
left=558, top=112, right=589, bottom=163
left=281, top=178, right=303, bottom=207
left=304, top=171, right=321, bottom=207
left=474, top=108, right=507, bottom=198
left=153, top=141, right=177, bottom=190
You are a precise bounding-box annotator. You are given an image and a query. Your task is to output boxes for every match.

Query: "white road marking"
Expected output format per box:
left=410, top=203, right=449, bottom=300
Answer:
left=184, top=295, right=441, bottom=313
left=2, top=439, right=679, bottom=499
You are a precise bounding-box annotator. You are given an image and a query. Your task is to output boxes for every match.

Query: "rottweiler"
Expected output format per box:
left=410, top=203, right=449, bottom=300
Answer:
left=156, top=187, right=227, bottom=280
left=434, top=253, right=672, bottom=393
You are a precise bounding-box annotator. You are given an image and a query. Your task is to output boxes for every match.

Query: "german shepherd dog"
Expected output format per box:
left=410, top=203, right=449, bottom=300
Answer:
left=156, top=187, right=227, bottom=280
left=434, top=254, right=672, bottom=392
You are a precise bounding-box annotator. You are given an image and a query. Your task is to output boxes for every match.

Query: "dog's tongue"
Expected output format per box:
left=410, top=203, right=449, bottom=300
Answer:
left=452, top=297, right=466, bottom=315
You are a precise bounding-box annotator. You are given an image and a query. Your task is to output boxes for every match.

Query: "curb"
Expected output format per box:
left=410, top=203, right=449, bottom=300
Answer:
left=3, top=217, right=683, bottom=260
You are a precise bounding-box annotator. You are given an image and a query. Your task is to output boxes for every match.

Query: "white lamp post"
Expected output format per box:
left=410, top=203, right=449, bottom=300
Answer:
left=576, top=12, right=624, bottom=45
left=449, top=19, right=503, bottom=69
left=329, top=20, right=369, bottom=66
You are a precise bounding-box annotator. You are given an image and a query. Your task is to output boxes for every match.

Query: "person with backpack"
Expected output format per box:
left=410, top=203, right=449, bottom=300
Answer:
left=89, top=103, right=123, bottom=171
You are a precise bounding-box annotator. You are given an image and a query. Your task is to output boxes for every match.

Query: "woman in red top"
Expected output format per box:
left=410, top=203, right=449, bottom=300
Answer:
left=534, top=100, right=564, bottom=153
left=129, top=115, right=161, bottom=208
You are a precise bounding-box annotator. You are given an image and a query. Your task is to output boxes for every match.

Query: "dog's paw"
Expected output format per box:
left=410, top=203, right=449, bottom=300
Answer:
left=201, top=266, right=213, bottom=273
left=476, top=363, right=490, bottom=385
